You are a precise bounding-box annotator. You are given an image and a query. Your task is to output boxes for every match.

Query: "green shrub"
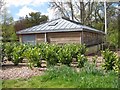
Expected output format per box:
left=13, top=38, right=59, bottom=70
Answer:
left=57, top=44, right=73, bottom=66
left=1, top=43, right=5, bottom=61
left=12, top=44, right=27, bottom=65
left=2, top=42, right=87, bottom=67
left=44, top=44, right=59, bottom=66
left=113, top=56, right=120, bottom=73
left=25, top=47, right=41, bottom=69
left=101, top=49, right=118, bottom=71
left=77, top=54, right=87, bottom=68
left=69, top=44, right=86, bottom=59
left=37, top=43, right=48, bottom=60
left=3, top=42, right=15, bottom=61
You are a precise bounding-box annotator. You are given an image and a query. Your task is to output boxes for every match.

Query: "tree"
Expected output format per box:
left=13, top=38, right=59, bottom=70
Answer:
left=1, top=7, right=17, bottom=42
left=14, top=12, right=48, bottom=31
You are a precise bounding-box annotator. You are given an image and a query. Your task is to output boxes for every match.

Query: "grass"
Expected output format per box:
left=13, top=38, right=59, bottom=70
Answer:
left=0, top=80, right=2, bottom=89
left=2, top=65, right=118, bottom=88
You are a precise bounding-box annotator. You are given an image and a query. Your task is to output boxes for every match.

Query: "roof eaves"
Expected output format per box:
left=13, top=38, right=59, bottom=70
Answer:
left=16, top=28, right=83, bottom=34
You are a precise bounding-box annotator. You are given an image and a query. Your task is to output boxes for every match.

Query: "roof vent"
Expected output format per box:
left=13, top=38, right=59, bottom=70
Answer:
left=48, top=22, right=58, bottom=26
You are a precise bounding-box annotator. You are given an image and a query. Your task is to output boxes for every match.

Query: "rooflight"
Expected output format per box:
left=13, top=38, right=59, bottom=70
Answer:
left=48, top=22, right=58, bottom=26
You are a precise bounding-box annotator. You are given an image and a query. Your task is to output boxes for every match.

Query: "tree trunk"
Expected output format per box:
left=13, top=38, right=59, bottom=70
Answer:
left=80, top=1, right=84, bottom=24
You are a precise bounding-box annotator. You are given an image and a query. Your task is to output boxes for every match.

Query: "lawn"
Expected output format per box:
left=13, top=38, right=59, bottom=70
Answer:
left=2, top=65, right=118, bottom=88
left=0, top=80, right=2, bottom=89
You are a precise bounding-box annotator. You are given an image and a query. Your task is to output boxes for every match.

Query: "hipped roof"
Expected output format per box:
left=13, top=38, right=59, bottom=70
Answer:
left=17, top=17, right=105, bottom=34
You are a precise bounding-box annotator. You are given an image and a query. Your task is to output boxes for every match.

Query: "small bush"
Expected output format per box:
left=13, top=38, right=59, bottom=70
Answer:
left=70, top=44, right=86, bottom=59
left=101, top=49, right=118, bottom=71
left=37, top=43, right=48, bottom=59
left=24, top=47, right=41, bottom=69
left=3, top=42, right=15, bottom=61
left=77, top=54, right=87, bottom=68
left=12, top=44, right=25, bottom=65
left=57, top=44, right=73, bottom=66
left=113, top=57, right=120, bottom=73
left=44, top=44, right=59, bottom=66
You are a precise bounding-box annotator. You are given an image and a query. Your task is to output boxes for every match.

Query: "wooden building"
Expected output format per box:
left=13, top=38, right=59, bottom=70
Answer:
left=17, top=17, right=105, bottom=47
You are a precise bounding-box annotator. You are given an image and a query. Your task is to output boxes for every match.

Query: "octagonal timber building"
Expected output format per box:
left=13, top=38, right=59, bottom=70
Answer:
left=16, top=17, right=105, bottom=47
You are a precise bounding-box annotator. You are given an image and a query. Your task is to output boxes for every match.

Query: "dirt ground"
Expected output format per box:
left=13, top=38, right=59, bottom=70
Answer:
left=0, top=57, right=102, bottom=80
left=1, top=62, right=46, bottom=80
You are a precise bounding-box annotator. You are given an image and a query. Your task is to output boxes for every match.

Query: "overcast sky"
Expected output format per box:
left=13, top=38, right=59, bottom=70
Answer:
left=4, top=0, right=55, bottom=21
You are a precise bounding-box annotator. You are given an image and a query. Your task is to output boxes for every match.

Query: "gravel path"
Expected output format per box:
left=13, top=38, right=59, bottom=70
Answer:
left=1, top=62, right=45, bottom=80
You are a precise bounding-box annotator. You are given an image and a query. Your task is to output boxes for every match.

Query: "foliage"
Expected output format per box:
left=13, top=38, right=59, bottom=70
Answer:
left=41, top=65, right=77, bottom=81
left=77, top=54, right=87, bottom=68
left=101, top=49, right=118, bottom=71
left=3, top=65, right=118, bottom=88
left=70, top=44, right=86, bottom=59
left=1, top=12, right=17, bottom=42
left=2, top=42, right=87, bottom=67
left=24, top=46, right=41, bottom=69
left=26, top=12, right=48, bottom=27
left=36, top=43, right=48, bottom=59
left=113, top=57, right=120, bottom=73
left=12, top=44, right=26, bottom=65
left=44, top=44, right=59, bottom=66
left=57, top=44, right=73, bottom=66
left=3, top=42, right=15, bottom=61
left=14, top=12, right=48, bottom=31
left=81, top=62, right=104, bottom=76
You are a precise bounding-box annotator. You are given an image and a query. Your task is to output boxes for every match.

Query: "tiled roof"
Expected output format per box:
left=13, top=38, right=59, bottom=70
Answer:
left=17, top=17, right=105, bottom=34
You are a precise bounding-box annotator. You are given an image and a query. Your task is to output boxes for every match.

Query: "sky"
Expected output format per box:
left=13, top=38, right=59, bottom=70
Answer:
left=4, top=0, right=55, bottom=21
left=4, top=0, right=119, bottom=21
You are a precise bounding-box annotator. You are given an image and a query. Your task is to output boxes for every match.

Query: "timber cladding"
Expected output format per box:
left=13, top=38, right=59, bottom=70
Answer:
left=47, top=32, right=81, bottom=44
left=36, top=31, right=81, bottom=44
left=36, top=33, right=45, bottom=43
left=82, top=31, right=103, bottom=46
left=19, top=31, right=104, bottom=46
left=20, top=31, right=103, bottom=45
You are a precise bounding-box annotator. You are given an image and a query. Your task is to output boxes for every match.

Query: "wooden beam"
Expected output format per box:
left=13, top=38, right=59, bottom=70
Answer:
left=45, top=33, right=47, bottom=42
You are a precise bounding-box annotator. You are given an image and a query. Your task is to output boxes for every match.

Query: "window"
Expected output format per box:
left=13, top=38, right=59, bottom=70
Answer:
left=22, top=35, right=36, bottom=45
left=48, top=22, right=58, bottom=26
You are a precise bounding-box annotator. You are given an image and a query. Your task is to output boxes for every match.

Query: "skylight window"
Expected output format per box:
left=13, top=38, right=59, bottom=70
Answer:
left=48, top=22, right=58, bottom=26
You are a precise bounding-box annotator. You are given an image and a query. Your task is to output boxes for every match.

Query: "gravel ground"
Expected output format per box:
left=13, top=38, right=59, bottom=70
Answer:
left=0, top=62, right=45, bottom=80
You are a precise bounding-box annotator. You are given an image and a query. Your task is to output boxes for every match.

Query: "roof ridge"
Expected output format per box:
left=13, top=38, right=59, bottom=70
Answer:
left=61, top=17, right=83, bottom=25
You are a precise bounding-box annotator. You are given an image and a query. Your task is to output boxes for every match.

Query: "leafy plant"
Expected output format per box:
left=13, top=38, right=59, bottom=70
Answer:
left=69, top=44, right=86, bottom=59
left=57, top=44, right=73, bottom=66
left=77, top=54, right=87, bottom=68
left=44, top=44, right=59, bottom=66
left=3, top=42, right=16, bottom=61
left=25, top=47, right=41, bottom=69
left=37, top=43, right=48, bottom=60
left=113, top=56, right=120, bottom=73
left=12, top=44, right=26, bottom=65
left=101, top=49, right=118, bottom=71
